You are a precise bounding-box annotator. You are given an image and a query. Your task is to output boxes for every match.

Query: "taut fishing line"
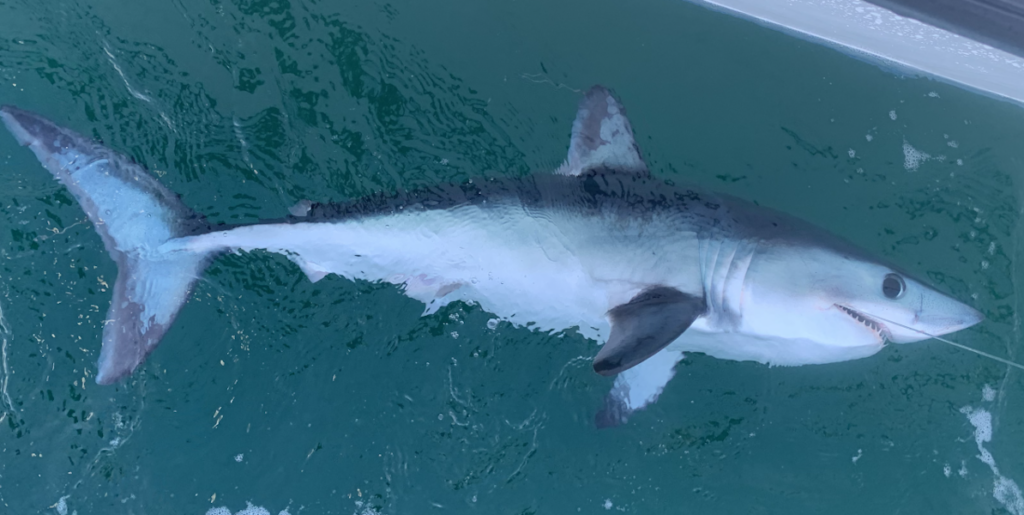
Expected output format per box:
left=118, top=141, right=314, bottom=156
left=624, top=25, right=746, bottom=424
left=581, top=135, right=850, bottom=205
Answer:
left=864, top=310, right=1024, bottom=371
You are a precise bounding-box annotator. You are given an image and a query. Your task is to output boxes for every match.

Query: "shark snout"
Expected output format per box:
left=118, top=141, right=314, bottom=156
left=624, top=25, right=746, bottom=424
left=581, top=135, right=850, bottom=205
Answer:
left=887, top=301, right=984, bottom=344
left=929, top=303, right=984, bottom=332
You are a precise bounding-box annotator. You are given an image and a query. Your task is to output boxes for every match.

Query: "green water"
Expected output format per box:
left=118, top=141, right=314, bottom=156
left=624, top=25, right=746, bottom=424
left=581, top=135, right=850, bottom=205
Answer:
left=1, top=0, right=1022, bottom=513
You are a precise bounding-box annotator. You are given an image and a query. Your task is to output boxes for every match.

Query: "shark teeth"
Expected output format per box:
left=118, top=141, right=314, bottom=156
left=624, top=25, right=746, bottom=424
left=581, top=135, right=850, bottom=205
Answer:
left=837, top=305, right=889, bottom=342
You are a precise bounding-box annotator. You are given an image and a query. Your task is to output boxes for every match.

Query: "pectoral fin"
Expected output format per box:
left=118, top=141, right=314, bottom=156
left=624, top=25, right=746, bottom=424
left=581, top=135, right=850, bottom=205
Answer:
left=593, top=286, right=704, bottom=376
left=596, top=347, right=685, bottom=428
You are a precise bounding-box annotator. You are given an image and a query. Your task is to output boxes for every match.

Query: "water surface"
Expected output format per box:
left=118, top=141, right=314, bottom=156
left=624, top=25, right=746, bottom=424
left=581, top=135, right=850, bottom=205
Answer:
left=1, top=0, right=1022, bottom=513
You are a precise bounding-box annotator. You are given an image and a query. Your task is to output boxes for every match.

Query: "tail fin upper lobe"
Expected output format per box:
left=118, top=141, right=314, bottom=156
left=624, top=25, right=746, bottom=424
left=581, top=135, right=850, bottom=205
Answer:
left=1, top=106, right=213, bottom=384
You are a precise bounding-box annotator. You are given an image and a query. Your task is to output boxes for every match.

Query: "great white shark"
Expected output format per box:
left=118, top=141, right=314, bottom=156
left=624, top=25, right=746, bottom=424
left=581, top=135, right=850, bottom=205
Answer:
left=1, top=86, right=983, bottom=426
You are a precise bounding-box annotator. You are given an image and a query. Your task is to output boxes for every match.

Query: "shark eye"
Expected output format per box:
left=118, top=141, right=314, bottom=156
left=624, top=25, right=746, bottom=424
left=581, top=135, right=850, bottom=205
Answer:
left=882, top=273, right=905, bottom=299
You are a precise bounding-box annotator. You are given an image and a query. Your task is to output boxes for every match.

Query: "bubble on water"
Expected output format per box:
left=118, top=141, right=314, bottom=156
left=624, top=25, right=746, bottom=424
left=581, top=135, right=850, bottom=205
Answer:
left=963, top=406, right=991, bottom=444
left=486, top=319, right=498, bottom=330
left=234, top=453, right=244, bottom=462
left=603, top=499, right=613, bottom=510
left=865, top=134, right=873, bottom=142
left=205, top=503, right=289, bottom=515
left=354, top=500, right=383, bottom=515
left=236, top=503, right=270, bottom=515
left=983, top=384, right=996, bottom=402
left=889, top=110, right=897, bottom=120
left=961, top=397, right=1024, bottom=515
left=848, top=149, right=856, bottom=158
left=56, top=496, right=70, bottom=515
left=903, top=142, right=931, bottom=171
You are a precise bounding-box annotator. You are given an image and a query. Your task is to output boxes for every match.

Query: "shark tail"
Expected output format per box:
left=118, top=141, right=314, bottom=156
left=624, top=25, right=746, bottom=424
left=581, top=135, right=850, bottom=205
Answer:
left=1, top=106, right=215, bottom=384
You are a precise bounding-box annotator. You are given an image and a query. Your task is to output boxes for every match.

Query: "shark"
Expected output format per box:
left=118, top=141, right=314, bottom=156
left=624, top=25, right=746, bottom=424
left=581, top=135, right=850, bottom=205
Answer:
left=0, top=86, right=983, bottom=426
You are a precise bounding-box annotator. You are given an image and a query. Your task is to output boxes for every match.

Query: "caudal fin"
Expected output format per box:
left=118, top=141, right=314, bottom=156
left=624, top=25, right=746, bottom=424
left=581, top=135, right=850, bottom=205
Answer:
left=1, top=106, right=214, bottom=384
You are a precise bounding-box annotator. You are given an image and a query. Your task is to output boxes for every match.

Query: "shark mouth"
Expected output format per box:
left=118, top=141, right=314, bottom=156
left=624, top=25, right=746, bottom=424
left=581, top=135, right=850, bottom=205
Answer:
left=837, top=305, right=890, bottom=342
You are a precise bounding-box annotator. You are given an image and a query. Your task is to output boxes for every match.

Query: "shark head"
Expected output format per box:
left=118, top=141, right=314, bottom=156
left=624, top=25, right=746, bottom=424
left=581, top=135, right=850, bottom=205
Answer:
left=567, top=86, right=986, bottom=381
left=738, top=238, right=984, bottom=362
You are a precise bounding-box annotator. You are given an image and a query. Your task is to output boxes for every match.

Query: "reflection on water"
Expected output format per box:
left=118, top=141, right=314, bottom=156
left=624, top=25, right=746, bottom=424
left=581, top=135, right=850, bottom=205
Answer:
left=0, top=288, right=13, bottom=418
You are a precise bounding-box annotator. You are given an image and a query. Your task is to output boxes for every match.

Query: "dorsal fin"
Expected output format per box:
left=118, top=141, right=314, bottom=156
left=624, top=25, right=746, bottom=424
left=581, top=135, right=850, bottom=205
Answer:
left=556, top=85, right=648, bottom=177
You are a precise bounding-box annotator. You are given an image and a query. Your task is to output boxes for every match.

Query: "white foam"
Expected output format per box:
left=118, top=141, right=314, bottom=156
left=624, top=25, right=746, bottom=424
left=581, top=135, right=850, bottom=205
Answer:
left=903, top=142, right=931, bottom=171
left=961, top=404, right=1024, bottom=514
left=236, top=504, right=269, bottom=515
left=996, top=478, right=1024, bottom=515
left=205, top=503, right=288, bottom=515
left=353, top=501, right=383, bottom=515
left=983, top=384, right=997, bottom=402
left=56, top=496, right=70, bottom=515
left=964, top=407, right=992, bottom=443
left=865, top=134, right=873, bottom=142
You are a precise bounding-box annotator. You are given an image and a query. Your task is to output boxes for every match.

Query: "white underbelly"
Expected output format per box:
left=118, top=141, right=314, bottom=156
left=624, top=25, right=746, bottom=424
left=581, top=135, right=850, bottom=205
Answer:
left=180, top=204, right=679, bottom=341
left=672, top=318, right=885, bottom=366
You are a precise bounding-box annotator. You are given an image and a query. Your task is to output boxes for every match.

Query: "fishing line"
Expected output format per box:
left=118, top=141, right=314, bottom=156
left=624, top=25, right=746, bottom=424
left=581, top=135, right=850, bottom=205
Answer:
left=863, top=311, right=1024, bottom=371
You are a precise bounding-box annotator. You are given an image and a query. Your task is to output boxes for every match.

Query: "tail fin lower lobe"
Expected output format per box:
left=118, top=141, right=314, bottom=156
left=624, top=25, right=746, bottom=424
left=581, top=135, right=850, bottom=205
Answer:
left=1, top=106, right=213, bottom=384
